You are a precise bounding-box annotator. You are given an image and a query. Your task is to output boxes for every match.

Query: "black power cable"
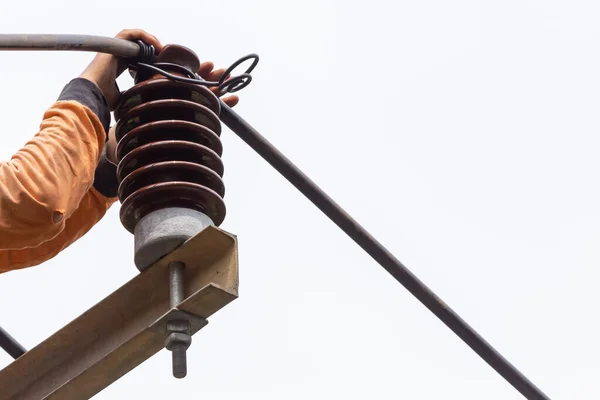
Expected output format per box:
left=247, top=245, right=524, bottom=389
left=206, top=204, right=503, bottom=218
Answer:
left=0, top=34, right=552, bottom=400
left=218, top=101, right=551, bottom=400
left=0, top=34, right=142, bottom=58
left=0, top=326, right=26, bottom=359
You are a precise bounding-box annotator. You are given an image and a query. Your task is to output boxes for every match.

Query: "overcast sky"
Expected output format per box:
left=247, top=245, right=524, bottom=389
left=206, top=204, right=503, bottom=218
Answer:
left=1, top=1, right=599, bottom=399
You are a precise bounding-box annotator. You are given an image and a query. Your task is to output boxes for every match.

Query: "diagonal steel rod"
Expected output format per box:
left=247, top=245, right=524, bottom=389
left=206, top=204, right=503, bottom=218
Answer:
left=0, top=325, right=26, bottom=359
left=219, top=102, right=551, bottom=400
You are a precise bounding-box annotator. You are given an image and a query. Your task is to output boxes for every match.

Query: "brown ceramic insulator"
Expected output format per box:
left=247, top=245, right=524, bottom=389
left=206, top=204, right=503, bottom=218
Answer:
left=113, top=79, right=220, bottom=121
left=115, top=99, right=221, bottom=140
left=119, top=182, right=226, bottom=233
left=116, top=125, right=224, bottom=175
left=132, top=44, right=201, bottom=83
left=118, top=162, right=226, bottom=233
left=118, top=161, right=225, bottom=201
left=117, top=141, right=224, bottom=182
left=114, top=44, right=227, bottom=233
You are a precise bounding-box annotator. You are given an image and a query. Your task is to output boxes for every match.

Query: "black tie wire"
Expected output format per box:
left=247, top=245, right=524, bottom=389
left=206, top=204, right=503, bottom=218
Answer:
left=0, top=34, right=551, bottom=399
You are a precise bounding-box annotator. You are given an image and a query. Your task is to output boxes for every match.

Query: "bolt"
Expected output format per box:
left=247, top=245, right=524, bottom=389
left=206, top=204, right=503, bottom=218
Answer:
left=165, top=330, right=191, bottom=378
left=171, top=342, right=188, bottom=378
left=169, top=261, right=185, bottom=306
left=166, top=261, right=191, bottom=379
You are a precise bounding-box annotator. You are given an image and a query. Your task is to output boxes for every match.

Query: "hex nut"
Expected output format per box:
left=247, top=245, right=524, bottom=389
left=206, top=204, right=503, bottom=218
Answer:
left=165, top=332, right=192, bottom=351
left=167, top=320, right=191, bottom=335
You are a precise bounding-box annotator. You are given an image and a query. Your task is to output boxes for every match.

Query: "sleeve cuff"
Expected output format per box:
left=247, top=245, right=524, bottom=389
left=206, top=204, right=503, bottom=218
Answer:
left=93, top=145, right=119, bottom=199
left=57, top=78, right=111, bottom=135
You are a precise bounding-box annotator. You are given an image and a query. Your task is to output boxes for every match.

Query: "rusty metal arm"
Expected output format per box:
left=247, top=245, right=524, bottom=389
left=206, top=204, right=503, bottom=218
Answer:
left=0, top=225, right=238, bottom=400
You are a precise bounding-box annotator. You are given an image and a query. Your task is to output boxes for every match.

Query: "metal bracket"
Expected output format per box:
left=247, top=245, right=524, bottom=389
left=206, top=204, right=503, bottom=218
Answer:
left=0, top=225, right=238, bottom=400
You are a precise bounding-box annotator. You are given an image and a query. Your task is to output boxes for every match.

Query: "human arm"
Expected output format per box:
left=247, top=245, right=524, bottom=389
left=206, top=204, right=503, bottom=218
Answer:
left=0, top=78, right=111, bottom=251
left=0, top=30, right=161, bottom=271
left=0, top=177, right=116, bottom=272
left=0, top=123, right=121, bottom=272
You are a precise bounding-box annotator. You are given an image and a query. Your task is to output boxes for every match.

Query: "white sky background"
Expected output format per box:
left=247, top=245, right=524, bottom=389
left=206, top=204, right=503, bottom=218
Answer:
left=0, top=0, right=598, bottom=398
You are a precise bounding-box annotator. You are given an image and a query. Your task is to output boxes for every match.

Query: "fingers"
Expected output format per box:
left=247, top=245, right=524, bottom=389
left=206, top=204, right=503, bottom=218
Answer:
left=197, top=61, right=214, bottom=80
left=207, top=68, right=228, bottom=82
left=208, top=85, right=238, bottom=106
left=197, top=62, right=230, bottom=83
left=197, top=61, right=240, bottom=107
left=115, top=29, right=164, bottom=54
left=196, top=59, right=242, bottom=108
left=221, top=95, right=239, bottom=108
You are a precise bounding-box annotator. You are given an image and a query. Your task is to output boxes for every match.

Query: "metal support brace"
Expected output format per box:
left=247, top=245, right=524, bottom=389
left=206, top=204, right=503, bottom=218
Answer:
left=0, top=225, right=238, bottom=400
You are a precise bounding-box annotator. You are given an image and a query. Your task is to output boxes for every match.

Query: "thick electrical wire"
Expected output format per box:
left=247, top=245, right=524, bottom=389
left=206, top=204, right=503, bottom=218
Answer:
left=0, top=326, right=26, bottom=359
left=0, top=34, right=141, bottom=58
left=0, top=35, right=552, bottom=399
left=217, top=101, right=552, bottom=400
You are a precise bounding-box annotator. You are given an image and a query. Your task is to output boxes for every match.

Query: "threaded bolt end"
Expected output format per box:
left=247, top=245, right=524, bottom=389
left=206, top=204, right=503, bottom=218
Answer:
left=171, top=342, right=188, bottom=378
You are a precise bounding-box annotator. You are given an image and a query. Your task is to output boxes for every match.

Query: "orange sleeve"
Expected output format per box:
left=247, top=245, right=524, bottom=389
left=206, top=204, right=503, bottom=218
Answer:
left=0, top=77, right=118, bottom=272
left=0, top=188, right=117, bottom=273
